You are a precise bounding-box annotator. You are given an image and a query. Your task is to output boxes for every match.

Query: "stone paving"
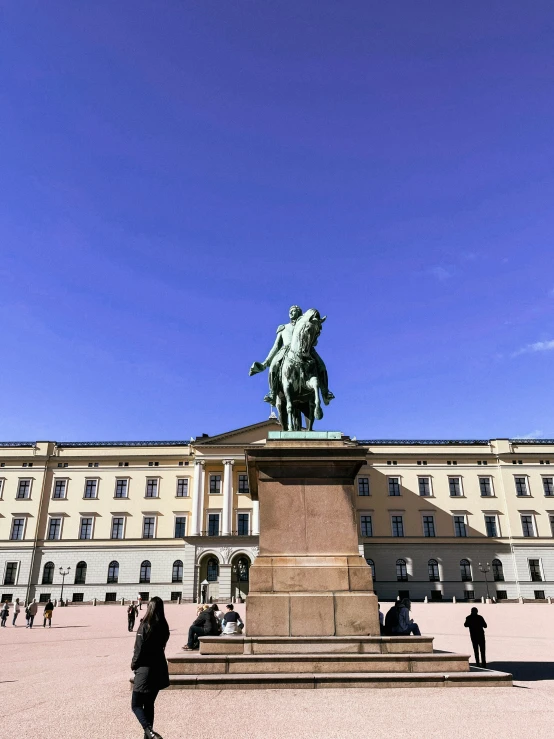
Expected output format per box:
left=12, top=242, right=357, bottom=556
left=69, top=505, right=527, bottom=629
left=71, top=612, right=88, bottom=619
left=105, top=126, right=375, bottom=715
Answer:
left=1, top=601, right=554, bottom=738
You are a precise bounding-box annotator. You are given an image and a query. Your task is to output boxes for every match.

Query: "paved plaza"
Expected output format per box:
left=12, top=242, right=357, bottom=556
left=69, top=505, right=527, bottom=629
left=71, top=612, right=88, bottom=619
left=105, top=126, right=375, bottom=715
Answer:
left=2, top=602, right=554, bottom=738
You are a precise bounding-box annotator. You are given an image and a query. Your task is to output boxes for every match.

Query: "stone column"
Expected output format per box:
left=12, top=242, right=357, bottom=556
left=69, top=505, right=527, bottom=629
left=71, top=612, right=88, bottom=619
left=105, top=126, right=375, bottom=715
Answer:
left=252, top=499, right=260, bottom=535
left=191, top=460, right=205, bottom=536
left=222, top=459, right=234, bottom=536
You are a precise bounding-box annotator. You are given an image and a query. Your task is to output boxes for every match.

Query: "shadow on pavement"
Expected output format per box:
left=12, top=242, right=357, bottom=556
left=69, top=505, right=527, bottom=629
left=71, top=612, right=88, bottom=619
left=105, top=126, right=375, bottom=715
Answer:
left=487, top=662, right=554, bottom=681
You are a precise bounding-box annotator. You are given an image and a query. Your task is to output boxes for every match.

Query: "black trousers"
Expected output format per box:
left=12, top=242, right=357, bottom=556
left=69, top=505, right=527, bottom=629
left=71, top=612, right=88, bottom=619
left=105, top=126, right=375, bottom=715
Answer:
left=187, top=625, right=206, bottom=649
left=131, top=689, right=159, bottom=730
left=128, top=618, right=136, bottom=631
left=471, top=635, right=486, bottom=665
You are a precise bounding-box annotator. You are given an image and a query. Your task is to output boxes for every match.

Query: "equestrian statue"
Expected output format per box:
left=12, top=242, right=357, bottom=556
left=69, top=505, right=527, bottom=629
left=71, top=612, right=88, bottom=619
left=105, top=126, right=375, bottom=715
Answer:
left=249, top=305, right=334, bottom=431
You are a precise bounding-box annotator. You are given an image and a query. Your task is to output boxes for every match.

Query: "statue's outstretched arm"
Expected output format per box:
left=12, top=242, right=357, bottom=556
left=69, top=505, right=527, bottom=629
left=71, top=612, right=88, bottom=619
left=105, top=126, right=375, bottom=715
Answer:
left=249, top=331, right=283, bottom=376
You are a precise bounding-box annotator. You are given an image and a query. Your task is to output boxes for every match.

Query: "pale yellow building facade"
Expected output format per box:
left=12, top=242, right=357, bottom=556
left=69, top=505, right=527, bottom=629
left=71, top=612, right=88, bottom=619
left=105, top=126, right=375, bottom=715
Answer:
left=1, top=421, right=553, bottom=604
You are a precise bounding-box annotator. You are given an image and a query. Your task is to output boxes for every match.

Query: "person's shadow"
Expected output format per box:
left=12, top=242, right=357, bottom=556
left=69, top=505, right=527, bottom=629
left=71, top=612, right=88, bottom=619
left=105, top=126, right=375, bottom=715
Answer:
left=487, top=662, right=554, bottom=681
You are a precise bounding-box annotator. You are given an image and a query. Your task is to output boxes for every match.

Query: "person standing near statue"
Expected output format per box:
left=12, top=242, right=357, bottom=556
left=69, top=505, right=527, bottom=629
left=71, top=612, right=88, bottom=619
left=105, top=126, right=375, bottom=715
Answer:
left=464, top=607, right=487, bottom=667
left=249, top=305, right=334, bottom=407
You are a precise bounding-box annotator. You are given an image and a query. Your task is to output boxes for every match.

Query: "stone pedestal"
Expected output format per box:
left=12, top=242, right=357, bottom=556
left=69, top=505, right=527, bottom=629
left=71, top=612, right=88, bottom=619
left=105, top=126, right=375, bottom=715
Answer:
left=245, top=433, right=379, bottom=637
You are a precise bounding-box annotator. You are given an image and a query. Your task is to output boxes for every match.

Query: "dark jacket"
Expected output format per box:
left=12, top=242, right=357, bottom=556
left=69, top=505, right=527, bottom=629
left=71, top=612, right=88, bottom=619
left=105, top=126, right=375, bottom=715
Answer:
left=131, top=620, right=170, bottom=693
left=44, top=602, right=54, bottom=612
left=464, top=613, right=487, bottom=638
left=192, top=608, right=219, bottom=635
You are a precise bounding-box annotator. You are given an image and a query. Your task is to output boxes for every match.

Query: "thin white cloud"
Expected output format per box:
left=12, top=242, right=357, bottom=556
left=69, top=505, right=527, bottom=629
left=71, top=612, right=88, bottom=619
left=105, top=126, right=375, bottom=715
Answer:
left=512, top=430, right=543, bottom=440
left=429, top=265, right=452, bottom=281
left=549, top=287, right=554, bottom=297
left=513, top=340, right=554, bottom=357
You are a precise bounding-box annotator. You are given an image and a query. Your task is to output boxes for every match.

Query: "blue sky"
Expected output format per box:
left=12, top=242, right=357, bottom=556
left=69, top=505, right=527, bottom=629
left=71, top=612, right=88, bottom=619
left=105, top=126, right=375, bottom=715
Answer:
left=1, top=2, right=553, bottom=442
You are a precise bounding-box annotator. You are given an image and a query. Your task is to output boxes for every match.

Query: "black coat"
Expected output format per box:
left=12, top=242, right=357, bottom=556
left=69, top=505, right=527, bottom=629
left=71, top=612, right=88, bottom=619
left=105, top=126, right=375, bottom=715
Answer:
left=192, top=609, right=219, bottom=635
left=464, top=613, right=487, bottom=638
left=131, top=620, right=170, bottom=693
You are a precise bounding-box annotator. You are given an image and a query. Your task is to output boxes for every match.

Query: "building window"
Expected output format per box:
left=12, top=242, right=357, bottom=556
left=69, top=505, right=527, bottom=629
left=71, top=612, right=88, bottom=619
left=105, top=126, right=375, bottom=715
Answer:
left=47, top=518, right=61, bottom=540
left=174, top=516, right=186, bottom=538
left=543, top=478, right=554, bottom=497
left=16, top=479, right=31, bottom=499
left=428, top=559, right=440, bottom=582
left=145, top=479, right=158, bottom=498
left=111, top=517, right=125, bottom=540
left=417, top=460, right=427, bottom=466
left=207, top=558, right=219, bottom=581
left=4, top=562, right=18, bottom=586
left=448, top=477, right=462, bottom=497
left=115, top=479, right=128, bottom=499
left=53, top=479, right=67, bottom=499
left=396, top=559, right=408, bottom=582
left=209, top=475, right=222, bottom=494
left=107, top=561, right=119, bottom=584
left=360, top=515, right=373, bottom=537
left=464, top=590, right=475, bottom=600
left=529, top=559, right=543, bottom=582
left=534, top=590, right=545, bottom=600
left=207, top=513, right=220, bottom=536
left=422, top=515, right=435, bottom=537
left=479, top=478, right=492, bottom=497
left=176, top=479, right=189, bottom=497
left=453, top=515, right=467, bottom=537
left=460, top=559, right=472, bottom=582
left=549, top=515, right=554, bottom=537
left=84, top=479, right=98, bottom=499
left=515, top=477, right=528, bottom=496
left=42, top=562, right=55, bottom=585
left=496, top=590, right=507, bottom=600
left=10, top=518, right=25, bottom=540
left=391, top=515, right=404, bottom=537
left=492, top=559, right=504, bottom=582
left=365, top=558, right=375, bottom=579
left=237, top=513, right=250, bottom=536
left=148, top=461, right=159, bottom=467
left=170, top=591, right=182, bottom=601
left=88, top=462, right=99, bottom=468
left=388, top=478, right=400, bottom=496
left=0, top=479, right=4, bottom=499
left=140, top=560, right=151, bottom=584
left=105, top=592, right=117, bottom=602
left=172, top=560, right=183, bottom=583
left=358, top=477, right=370, bottom=496
left=74, top=561, right=87, bottom=585
left=142, top=517, right=155, bottom=539
left=238, top=474, right=249, bottom=494
left=418, top=477, right=431, bottom=496
left=484, top=515, right=498, bottom=537
left=79, top=517, right=93, bottom=540
left=521, top=515, right=535, bottom=537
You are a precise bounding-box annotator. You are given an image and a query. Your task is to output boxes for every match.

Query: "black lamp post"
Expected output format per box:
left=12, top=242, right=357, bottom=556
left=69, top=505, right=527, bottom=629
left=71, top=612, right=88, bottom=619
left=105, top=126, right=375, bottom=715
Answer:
left=59, top=566, right=70, bottom=606
left=478, top=562, right=491, bottom=599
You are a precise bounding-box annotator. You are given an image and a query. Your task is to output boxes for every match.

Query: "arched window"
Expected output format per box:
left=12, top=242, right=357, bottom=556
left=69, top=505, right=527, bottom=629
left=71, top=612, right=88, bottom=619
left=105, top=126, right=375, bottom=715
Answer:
left=207, top=557, right=219, bottom=582
left=428, top=559, right=440, bottom=582
left=107, top=561, right=119, bottom=584
left=365, top=558, right=376, bottom=580
left=460, top=559, right=472, bottom=582
left=42, top=561, right=54, bottom=585
left=74, top=561, right=87, bottom=585
left=492, top=558, right=504, bottom=582
left=396, top=559, right=408, bottom=582
left=140, top=560, right=151, bottom=584
left=235, top=557, right=250, bottom=582
left=172, top=560, right=183, bottom=583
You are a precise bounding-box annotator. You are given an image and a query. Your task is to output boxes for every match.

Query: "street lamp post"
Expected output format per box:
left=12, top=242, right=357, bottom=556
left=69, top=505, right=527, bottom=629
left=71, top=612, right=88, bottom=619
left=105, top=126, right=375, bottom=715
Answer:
left=478, top=562, right=491, bottom=599
left=59, top=567, right=71, bottom=606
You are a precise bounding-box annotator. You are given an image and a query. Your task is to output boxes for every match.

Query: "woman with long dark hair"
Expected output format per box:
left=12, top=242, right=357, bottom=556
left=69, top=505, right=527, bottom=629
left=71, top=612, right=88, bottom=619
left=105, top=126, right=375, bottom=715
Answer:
left=131, top=596, right=170, bottom=739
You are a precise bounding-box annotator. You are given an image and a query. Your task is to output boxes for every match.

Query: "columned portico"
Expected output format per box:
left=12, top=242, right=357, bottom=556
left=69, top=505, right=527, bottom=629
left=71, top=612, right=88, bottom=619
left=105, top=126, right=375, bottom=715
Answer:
left=222, top=459, right=234, bottom=535
left=191, top=460, right=205, bottom=536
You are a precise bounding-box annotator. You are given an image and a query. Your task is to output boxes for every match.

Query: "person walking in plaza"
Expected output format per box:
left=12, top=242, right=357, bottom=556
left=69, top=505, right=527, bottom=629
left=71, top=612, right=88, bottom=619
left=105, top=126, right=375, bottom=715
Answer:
left=12, top=598, right=21, bottom=626
left=221, top=604, right=244, bottom=635
left=131, top=596, right=170, bottom=739
left=43, top=599, right=54, bottom=627
left=26, top=599, right=38, bottom=628
left=464, top=607, right=487, bottom=667
left=128, top=601, right=139, bottom=631
left=0, top=600, right=9, bottom=627
left=138, top=594, right=143, bottom=611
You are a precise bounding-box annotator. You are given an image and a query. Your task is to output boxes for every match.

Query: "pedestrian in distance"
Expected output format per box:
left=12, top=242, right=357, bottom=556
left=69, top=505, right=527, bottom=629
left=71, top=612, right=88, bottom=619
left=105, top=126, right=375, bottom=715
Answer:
left=43, top=599, right=54, bottom=627
left=221, top=603, right=244, bottom=635
left=26, top=599, right=38, bottom=628
left=128, top=601, right=139, bottom=632
left=138, top=594, right=143, bottom=611
left=464, top=606, right=487, bottom=667
left=12, top=598, right=21, bottom=626
left=131, top=596, right=170, bottom=739
left=0, top=600, right=9, bottom=627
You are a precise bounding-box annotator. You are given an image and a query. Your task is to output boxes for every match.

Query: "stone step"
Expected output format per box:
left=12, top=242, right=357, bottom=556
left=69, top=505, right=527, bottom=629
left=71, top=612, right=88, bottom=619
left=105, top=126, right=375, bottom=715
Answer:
left=165, top=669, right=513, bottom=690
left=168, top=652, right=470, bottom=675
left=198, top=635, right=434, bottom=655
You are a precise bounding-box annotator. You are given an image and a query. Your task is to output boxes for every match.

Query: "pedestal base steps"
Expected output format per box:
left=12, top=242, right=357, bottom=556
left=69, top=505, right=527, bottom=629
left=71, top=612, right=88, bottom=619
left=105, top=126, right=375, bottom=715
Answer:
left=163, top=636, right=512, bottom=690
